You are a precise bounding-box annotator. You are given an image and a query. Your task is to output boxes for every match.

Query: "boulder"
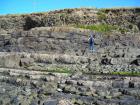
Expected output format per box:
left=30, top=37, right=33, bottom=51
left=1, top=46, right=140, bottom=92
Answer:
left=19, top=58, right=34, bottom=67
left=0, top=54, right=20, bottom=68
left=43, top=99, right=58, bottom=105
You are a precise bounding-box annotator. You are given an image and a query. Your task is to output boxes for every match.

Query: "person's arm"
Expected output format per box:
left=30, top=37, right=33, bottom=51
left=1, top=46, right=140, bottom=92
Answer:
left=88, top=38, right=90, bottom=41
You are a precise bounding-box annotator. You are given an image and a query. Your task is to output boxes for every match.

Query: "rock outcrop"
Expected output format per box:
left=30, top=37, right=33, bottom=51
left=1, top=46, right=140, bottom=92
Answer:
left=0, top=8, right=140, bottom=31
left=0, top=8, right=140, bottom=105
left=0, top=26, right=139, bottom=73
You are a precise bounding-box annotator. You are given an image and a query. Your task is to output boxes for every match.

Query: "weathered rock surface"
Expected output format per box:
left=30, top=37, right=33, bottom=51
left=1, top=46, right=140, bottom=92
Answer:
left=0, top=70, right=140, bottom=105
left=0, top=8, right=140, bottom=31
left=0, top=8, right=140, bottom=105
left=0, top=26, right=140, bottom=73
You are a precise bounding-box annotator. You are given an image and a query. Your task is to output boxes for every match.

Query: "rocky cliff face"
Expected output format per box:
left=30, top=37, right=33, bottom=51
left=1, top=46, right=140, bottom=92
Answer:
left=0, top=8, right=140, bottom=73
left=0, top=26, right=139, bottom=73
left=0, top=8, right=140, bottom=105
left=0, top=8, right=140, bottom=31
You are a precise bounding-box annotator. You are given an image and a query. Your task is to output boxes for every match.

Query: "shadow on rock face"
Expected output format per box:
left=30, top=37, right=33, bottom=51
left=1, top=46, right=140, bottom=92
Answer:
left=137, top=22, right=140, bottom=31
left=23, top=16, right=44, bottom=30
left=101, top=58, right=112, bottom=65
left=130, top=59, right=140, bottom=66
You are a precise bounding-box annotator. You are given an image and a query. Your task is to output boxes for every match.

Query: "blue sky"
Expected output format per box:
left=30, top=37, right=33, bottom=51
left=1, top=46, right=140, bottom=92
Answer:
left=0, top=0, right=140, bottom=15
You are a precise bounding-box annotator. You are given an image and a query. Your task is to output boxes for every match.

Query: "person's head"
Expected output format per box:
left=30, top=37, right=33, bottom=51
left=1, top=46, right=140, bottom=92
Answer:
left=90, top=32, right=94, bottom=38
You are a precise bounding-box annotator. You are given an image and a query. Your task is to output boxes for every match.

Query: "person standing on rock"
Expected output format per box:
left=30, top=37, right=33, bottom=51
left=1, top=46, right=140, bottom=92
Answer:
left=89, top=33, right=95, bottom=52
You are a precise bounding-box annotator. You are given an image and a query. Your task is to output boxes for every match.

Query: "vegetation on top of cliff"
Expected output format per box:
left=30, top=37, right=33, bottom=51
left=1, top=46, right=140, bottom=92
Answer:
left=83, top=71, right=140, bottom=76
left=110, top=71, right=140, bottom=76
left=47, top=67, right=73, bottom=74
left=0, top=7, right=139, bottom=16
left=75, top=24, right=117, bottom=33
left=0, top=7, right=139, bottom=32
left=97, top=11, right=107, bottom=20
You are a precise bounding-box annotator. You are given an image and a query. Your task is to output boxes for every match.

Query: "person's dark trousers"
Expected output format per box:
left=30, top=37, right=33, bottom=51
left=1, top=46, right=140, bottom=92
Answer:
left=89, top=43, right=94, bottom=52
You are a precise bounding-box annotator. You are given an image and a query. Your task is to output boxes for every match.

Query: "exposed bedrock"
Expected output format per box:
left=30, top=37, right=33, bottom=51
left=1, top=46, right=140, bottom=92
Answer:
left=0, top=27, right=139, bottom=73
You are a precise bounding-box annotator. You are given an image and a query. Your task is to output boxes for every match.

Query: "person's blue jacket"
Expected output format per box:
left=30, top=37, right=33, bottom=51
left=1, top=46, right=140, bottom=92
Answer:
left=89, top=34, right=94, bottom=51
left=89, top=34, right=94, bottom=45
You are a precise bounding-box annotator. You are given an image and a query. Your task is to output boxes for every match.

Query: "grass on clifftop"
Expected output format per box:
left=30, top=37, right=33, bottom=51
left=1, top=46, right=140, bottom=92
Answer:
left=110, top=72, right=140, bottom=76
left=47, top=67, right=73, bottom=74
left=83, top=71, right=140, bottom=76
left=75, top=24, right=117, bottom=33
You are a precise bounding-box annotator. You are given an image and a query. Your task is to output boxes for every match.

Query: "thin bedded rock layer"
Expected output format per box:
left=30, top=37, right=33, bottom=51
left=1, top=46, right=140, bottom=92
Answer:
left=0, top=27, right=139, bottom=73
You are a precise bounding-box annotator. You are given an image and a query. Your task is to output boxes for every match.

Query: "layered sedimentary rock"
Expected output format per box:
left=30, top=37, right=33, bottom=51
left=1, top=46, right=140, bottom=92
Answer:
left=0, top=26, right=140, bottom=73
left=0, top=8, right=140, bottom=105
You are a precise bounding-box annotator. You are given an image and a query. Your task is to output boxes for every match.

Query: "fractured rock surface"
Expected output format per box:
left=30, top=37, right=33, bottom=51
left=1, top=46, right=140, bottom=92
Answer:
left=0, top=27, right=140, bottom=73
left=0, top=8, right=140, bottom=105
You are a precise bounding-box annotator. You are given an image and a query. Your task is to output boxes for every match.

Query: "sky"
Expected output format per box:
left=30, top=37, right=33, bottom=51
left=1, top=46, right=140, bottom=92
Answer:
left=0, top=0, right=140, bottom=15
